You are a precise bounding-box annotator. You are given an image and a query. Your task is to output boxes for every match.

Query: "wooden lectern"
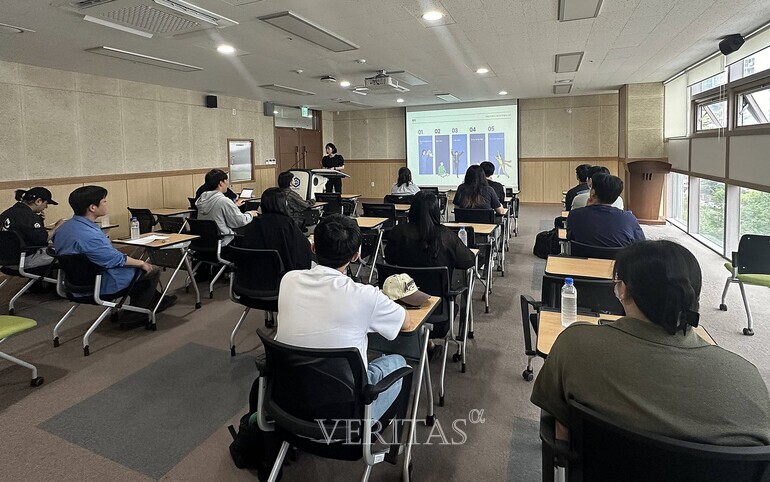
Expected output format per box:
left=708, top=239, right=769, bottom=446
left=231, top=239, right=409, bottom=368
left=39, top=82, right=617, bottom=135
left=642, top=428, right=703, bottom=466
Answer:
left=625, top=160, right=671, bottom=225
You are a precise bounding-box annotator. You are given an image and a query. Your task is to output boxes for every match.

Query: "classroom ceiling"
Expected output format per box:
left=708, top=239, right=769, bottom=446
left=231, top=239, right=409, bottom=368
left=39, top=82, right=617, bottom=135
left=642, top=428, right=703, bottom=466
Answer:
left=1, top=0, right=769, bottom=110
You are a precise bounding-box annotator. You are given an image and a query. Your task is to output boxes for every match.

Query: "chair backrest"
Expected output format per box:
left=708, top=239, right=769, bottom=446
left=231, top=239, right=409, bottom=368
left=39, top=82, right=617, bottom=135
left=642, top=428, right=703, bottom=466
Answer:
left=505, top=187, right=514, bottom=197
left=315, top=193, right=343, bottom=216
left=383, top=194, right=414, bottom=205
left=242, top=199, right=261, bottom=212
left=257, top=330, right=367, bottom=440
left=737, top=234, right=770, bottom=275
left=156, top=214, right=186, bottom=233
left=454, top=207, right=496, bottom=224
left=420, top=187, right=439, bottom=194
left=444, top=225, right=477, bottom=248
left=541, top=274, right=624, bottom=315
left=570, top=240, right=624, bottom=260
left=567, top=398, right=770, bottom=482
left=375, top=263, right=451, bottom=323
left=55, top=253, right=101, bottom=295
left=185, top=218, right=221, bottom=253
left=127, top=207, right=156, bottom=234
left=362, top=203, right=397, bottom=229
left=228, top=247, right=285, bottom=299
left=0, top=231, right=24, bottom=266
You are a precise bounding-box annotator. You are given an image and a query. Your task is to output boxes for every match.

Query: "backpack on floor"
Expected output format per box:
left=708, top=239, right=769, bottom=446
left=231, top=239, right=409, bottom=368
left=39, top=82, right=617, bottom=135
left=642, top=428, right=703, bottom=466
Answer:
left=533, top=228, right=561, bottom=259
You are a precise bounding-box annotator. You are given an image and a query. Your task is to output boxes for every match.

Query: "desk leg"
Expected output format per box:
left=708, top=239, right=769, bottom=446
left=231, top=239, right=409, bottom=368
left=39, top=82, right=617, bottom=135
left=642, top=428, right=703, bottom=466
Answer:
left=367, top=230, right=383, bottom=285
left=404, top=325, right=430, bottom=481
left=484, top=244, right=492, bottom=313
left=184, top=251, right=202, bottom=309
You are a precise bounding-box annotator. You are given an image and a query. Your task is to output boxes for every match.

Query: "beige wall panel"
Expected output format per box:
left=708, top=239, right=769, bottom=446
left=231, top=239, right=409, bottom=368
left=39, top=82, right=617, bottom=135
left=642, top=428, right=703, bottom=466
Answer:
left=544, top=109, right=572, bottom=157
left=122, top=98, right=161, bottom=173
left=600, top=105, right=619, bottom=157
left=255, top=168, right=277, bottom=195
left=0, top=84, right=26, bottom=180
left=0, top=60, right=19, bottom=84
left=237, top=110, right=259, bottom=140
left=571, top=95, right=603, bottom=107
left=627, top=82, right=663, bottom=98
left=322, top=117, right=334, bottom=144
left=158, top=86, right=189, bottom=104
left=22, top=86, right=80, bottom=179
left=348, top=109, right=369, bottom=121
left=387, top=108, right=404, bottom=118
left=257, top=116, right=275, bottom=162
left=349, top=119, right=369, bottom=159
left=334, top=120, right=351, bottom=156
left=627, top=129, right=665, bottom=158
left=571, top=107, right=601, bottom=157
left=75, top=73, right=120, bottom=96
left=0, top=188, right=17, bottom=206
left=519, top=98, right=545, bottom=110
left=18, top=64, right=75, bottom=90
left=217, top=107, right=239, bottom=142
left=598, top=93, right=619, bottom=105
left=386, top=117, right=405, bottom=159
left=519, top=162, right=544, bottom=203
left=159, top=103, right=192, bottom=171
left=368, top=118, right=388, bottom=158
left=100, top=180, right=129, bottom=239
left=542, top=162, right=573, bottom=203
left=216, top=96, right=238, bottom=110
left=127, top=177, right=164, bottom=209
left=520, top=109, right=545, bottom=157
left=78, top=93, right=125, bottom=175
left=628, top=95, right=664, bottom=130
left=334, top=111, right=350, bottom=121
left=45, top=183, right=84, bottom=222
left=239, top=98, right=261, bottom=112
left=120, top=79, right=158, bottom=101
left=162, top=175, right=194, bottom=209
left=691, top=136, right=726, bottom=178
left=593, top=159, right=619, bottom=176
left=190, top=107, right=220, bottom=168
left=666, top=138, right=690, bottom=171
left=544, top=97, right=572, bottom=109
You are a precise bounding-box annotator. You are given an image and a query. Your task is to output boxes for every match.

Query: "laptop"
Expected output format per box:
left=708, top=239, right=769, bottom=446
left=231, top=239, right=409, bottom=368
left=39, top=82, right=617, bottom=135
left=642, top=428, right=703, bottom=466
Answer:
left=239, top=188, right=254, bottom=199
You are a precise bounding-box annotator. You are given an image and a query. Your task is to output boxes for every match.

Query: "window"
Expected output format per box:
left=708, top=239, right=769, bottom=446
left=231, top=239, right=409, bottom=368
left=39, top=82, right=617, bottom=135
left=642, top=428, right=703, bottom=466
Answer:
left=669, top=173, right=688, bottom=226
left=697, top=179, right=725, bottom=248
left=729, top=45, right=770, bottom=81
left=736, top=85, right=770, bottom=126
left=689, top=71, right=727, bottom=95
left=739, top=187, right=770, bottom=237
left=695, top=99, right=727, bottom=131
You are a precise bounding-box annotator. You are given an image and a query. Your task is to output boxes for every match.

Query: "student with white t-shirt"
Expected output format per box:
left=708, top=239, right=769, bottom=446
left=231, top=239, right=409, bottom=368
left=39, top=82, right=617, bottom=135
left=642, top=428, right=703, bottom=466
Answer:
left=276, top=214, right=410, bottom=422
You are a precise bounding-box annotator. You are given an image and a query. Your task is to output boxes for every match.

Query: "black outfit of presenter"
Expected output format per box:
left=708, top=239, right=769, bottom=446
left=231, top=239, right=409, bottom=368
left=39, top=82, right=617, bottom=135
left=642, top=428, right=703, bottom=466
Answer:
left=321, top=142, right=345, bottom=193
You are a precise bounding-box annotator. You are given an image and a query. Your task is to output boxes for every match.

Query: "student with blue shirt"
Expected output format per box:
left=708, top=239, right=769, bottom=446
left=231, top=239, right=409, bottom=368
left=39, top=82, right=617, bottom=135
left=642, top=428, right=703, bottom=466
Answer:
left=53, top=185, right=176, bottom=312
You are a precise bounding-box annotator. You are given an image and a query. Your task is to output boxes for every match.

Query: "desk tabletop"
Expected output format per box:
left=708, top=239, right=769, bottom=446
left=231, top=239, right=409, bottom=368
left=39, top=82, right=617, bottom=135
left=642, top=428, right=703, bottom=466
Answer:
left=342, top=194, right=361, bottom=199
left=393, top=204, right=411, bottom=211
left=401, top=296, right=441, bottom=333
left=536, top=310, right=716, bottom=356
left=562, top=211, right=569, bottom=218
left=504, top=196, right=513, bottom=203
left=112, top=233, right=198, bottom=249
left=356, top=217, right=388, bottom=229
left=443, top=222, right=497, bottom=235
left=151, top=208, right=196, bottom=216
left=558, top=228, right=567, bottom=240
left=311, top=201, right=327, bottom=208
left=545, top=256, right=615, bottom=280
left=499, top=207, right=508, bottom=216
left=470, top=248, right=480, bottom=257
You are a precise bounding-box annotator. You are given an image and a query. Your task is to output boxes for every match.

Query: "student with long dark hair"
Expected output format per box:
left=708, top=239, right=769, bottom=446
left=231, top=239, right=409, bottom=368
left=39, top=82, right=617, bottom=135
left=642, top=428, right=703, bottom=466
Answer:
left=531, top=240, right=770, bottom=445
left=238, top=188, right=312, bottom=272
left=452, top=165, right=505, bottom=215
left=390, top=167, right=420, bottom=196
left=321, top=143, right=345, bottom=193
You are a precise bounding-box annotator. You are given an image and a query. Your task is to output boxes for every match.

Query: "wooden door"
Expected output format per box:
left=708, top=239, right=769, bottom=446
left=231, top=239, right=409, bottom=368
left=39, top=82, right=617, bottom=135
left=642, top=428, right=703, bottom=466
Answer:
left=275, top=127, right=301, bottom=174
left=300, top=129, right=323, bottom=169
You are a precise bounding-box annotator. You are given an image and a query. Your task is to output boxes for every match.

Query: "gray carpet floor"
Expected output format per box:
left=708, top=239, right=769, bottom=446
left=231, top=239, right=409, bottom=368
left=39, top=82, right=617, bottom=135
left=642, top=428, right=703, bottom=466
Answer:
left=0, top=204, right=768, bottom=481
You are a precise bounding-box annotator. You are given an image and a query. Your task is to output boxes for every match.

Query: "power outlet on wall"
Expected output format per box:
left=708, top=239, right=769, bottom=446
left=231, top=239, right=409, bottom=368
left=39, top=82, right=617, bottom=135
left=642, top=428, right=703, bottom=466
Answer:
left=370, top=181, right=375, bottom=187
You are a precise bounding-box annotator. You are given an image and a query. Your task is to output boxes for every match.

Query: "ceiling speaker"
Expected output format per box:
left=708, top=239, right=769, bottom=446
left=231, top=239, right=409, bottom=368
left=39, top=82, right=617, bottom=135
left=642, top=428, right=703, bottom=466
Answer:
left=263, top=101, right=275, bottom=117
left=719, top=34, right=745, bottom=55
left=205, top=95, right=217, bottom=108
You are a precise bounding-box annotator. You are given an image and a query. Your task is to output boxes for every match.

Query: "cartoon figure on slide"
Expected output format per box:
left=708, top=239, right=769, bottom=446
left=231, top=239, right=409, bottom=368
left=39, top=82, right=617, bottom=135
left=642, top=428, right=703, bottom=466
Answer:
left=495, top=152, right=512, bottom=177
left=437, top=161, right=448, bottom=177
left=451, top=150, right=464, bottom=177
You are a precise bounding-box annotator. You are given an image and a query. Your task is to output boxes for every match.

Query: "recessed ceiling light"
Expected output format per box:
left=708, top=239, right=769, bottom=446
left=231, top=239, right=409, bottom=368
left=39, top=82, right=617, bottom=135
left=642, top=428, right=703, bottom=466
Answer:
left=498, top=90, right=508, bottom=95
left=476, top=67, right=489, bottom=74
left=355, top=59, right=366, bottom=64
left=340, top=80, right=351, bottom=87
left=422, top=11, right=444, bottom=21
left=396, top=98, right=404, bottom=103
left=217, top=44, right=236, bottom=54
left=273, top=110, right=279, bottom=114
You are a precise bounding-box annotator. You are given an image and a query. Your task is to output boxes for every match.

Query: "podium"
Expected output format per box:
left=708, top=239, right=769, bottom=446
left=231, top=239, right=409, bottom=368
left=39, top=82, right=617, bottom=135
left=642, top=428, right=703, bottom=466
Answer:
left=625, top=160, right=671, bottom=225
left=288, top=169, right=350, bottom=201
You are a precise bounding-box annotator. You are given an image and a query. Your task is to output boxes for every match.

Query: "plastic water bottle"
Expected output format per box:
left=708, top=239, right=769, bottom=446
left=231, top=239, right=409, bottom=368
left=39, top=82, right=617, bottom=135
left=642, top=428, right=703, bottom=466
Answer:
left=561, top=278, right=577, bottom=327
left=458, top=226, right=468, bottom=246
left=130, top=217, right=140, bottom=240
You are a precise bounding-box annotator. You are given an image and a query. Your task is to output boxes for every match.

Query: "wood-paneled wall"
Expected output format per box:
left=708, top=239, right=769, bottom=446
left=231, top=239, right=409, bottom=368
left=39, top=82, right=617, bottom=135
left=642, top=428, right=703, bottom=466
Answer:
left=518, top=158, right=620, bottom=203
left=343, top=160, right=405, bottom=198
left=0, top=167, right=277, bottom=239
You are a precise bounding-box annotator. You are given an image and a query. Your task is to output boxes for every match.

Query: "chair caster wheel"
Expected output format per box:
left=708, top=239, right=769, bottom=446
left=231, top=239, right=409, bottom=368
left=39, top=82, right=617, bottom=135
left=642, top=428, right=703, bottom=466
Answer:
left=31, top=377, right=44, bottom=387
left=719, top=303, right=727, bottom=311
left=110, top=311, right=120, bottom=322
left=84, top=346, right=90, bottom=357
left=468, top=331, right=474, bottom=339
left=8, top=309, right=14, bottom=315
left=743, top=328, right=754, bottom=336
left=425, top=415, right=435, bottom=426
left=209, top=293, right=214, bottom=299
left=502, top=271, right=505, bottom=277
left=452, top=353, right=460, bottom=363
left=146, top=323, right=157, bottom=331
left=53, top=337, right=60, bottom=348
left=461, top=363, right=466, bottom=373
left=403, top=461, right=413, bottom=482
left=439, top=395, right=445, bottom=407
left=485, top=307, right=489, bottom=314
left=230, top=346, right=236, bottom=357
left=195, top=302, right=201, bottom=309
left=522, top=369, right=534, bottom=382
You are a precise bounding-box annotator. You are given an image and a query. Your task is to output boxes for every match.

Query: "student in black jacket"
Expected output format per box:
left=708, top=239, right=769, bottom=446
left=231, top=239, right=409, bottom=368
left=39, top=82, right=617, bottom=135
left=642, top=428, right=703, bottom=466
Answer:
left=565, top=163, right=592, bottom=210
left=480, top=161, right=505, bottom=204
left=0, top=187, right=63, bottom=269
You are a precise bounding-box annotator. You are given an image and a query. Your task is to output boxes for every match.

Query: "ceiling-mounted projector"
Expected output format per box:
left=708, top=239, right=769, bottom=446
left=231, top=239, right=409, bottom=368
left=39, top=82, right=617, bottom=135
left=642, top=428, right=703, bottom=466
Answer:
left=364, top=74, right=409, bottom=92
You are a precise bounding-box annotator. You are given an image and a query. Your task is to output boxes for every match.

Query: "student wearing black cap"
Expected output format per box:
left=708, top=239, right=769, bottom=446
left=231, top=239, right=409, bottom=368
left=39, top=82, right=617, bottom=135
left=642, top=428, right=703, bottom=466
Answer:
left=0, top=187, right=64, bottom=268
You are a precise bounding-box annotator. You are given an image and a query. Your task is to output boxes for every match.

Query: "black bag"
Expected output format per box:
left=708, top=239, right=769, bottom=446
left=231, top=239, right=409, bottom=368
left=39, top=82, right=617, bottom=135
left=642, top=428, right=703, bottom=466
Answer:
left=534, top=228, right=561, bottom=259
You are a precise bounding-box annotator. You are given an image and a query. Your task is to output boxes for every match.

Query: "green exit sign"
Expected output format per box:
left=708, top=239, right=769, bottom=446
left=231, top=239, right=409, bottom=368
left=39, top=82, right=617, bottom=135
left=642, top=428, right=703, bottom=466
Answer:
left=301, top=106, right=310, bottom=117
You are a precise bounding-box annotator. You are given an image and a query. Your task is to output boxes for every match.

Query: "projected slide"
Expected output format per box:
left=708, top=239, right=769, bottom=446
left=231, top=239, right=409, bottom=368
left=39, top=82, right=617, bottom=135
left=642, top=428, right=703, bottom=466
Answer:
left=406, top=103, right=518, bottom=189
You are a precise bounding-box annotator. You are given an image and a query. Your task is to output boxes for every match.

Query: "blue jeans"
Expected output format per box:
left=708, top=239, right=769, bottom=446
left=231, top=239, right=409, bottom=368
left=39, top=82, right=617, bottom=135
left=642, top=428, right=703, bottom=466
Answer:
left=367, top=354, right=407, bottom=422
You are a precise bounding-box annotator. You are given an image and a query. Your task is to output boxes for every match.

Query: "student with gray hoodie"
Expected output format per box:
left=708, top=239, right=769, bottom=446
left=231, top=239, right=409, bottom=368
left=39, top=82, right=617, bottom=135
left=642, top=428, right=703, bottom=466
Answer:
left=195, top=169, right=257, bottom=246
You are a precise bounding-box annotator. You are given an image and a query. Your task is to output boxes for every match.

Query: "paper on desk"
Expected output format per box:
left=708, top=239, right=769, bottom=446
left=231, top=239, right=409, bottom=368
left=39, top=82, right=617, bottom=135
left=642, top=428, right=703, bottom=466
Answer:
left=123, top=235, right=169, bottom=245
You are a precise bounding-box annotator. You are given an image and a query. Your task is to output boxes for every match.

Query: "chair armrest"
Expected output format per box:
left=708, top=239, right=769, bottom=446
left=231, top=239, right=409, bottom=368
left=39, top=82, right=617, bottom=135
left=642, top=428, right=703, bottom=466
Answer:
left=363, top=366, right=413, bottom=405
left=731, top=251, right=739, bottom=275
left=522, top=294, right=542, bottom=311
left=254, top=352, right=267, bottom=376
left=539, top=411, right=575, bottom=465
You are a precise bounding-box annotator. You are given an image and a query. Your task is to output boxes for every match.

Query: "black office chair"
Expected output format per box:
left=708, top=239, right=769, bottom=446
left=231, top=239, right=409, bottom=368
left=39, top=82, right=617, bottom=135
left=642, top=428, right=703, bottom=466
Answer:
left=419, top=188, right=447, bottom=220
left=291, top=207, right=321, bottom=232
left=540, top=400, right=770, bottom=482
left=419, top=187, right=439, bottom=194
left=228, top=247, right=284, bottom=356
left=520, top=275, right=624, bottom=381
left=384, top=194, right=414, bottom=205
left=255, top=330, right=415, bottom=482
left=188, top=197, right=197, bottom=210
left=362, top=203, right=398, bottom=231
left=185, top=218, right=231, bottom=299
left=156, top=214, right=186, bottom=234
left=52, top=253, right=152, bottom=356
left=0, top=231, right=57, bottom=315
left=315, top=193, right=344, bottom=216
left=569, top=241, right=624, bottom=260
left=127, top=207, right=157, bottom=234
left=375, top=263, right=468, bottom=406
left=720, top=234, right=770, bottom=336
left=453, top=207, right=496, bottom=224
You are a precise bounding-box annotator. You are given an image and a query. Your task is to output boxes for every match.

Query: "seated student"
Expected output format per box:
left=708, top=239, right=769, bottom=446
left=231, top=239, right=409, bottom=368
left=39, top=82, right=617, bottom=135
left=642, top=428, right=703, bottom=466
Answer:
left=276, top=214, right=410, bottom=421
left=572, top=166, right=624, bottom=210
left=277, top=171, right=314, bottom=217
left=479, top=161, right=505, bottom=204
left=195, top=169, right=257, bottom=246
left=0, top=187, right=64, bottom=269
left=531, top=240, right=770, bottom=446
left=452, top=165, right=505, bottom=215
left=390, top=167, right=420, bottom=196
left=567, top=173, right=644, bottom=247
left=53, top=186, right=175, bottom=311
left=195, top=170, right=238, bottom=203
left=237, top=187, right=312, bottom=272
left=564, top=163, right=591, bottom=210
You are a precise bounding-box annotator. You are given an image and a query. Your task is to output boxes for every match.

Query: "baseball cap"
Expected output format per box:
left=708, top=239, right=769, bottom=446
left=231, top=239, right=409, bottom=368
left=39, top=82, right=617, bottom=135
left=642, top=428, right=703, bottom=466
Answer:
left=382, top=273, right=430, bottom=307
left=23, top=187, right=58, bottom=205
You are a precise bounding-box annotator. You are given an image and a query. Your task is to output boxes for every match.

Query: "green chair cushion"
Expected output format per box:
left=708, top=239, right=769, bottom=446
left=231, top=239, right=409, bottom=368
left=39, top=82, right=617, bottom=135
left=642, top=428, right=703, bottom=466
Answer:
left=0, top=315, right=37, bottom=339
left=724, top=263, right=770, bottom=287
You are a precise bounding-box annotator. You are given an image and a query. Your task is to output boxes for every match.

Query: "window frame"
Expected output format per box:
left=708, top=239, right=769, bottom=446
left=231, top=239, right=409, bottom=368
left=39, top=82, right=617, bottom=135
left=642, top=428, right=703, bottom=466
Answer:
left=691, top=90, right=728, bottom=136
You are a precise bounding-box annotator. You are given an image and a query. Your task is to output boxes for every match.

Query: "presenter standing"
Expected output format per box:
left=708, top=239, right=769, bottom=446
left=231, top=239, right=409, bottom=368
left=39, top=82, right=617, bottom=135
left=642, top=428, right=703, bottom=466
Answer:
left=321, top=142, right=345, bottom=193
